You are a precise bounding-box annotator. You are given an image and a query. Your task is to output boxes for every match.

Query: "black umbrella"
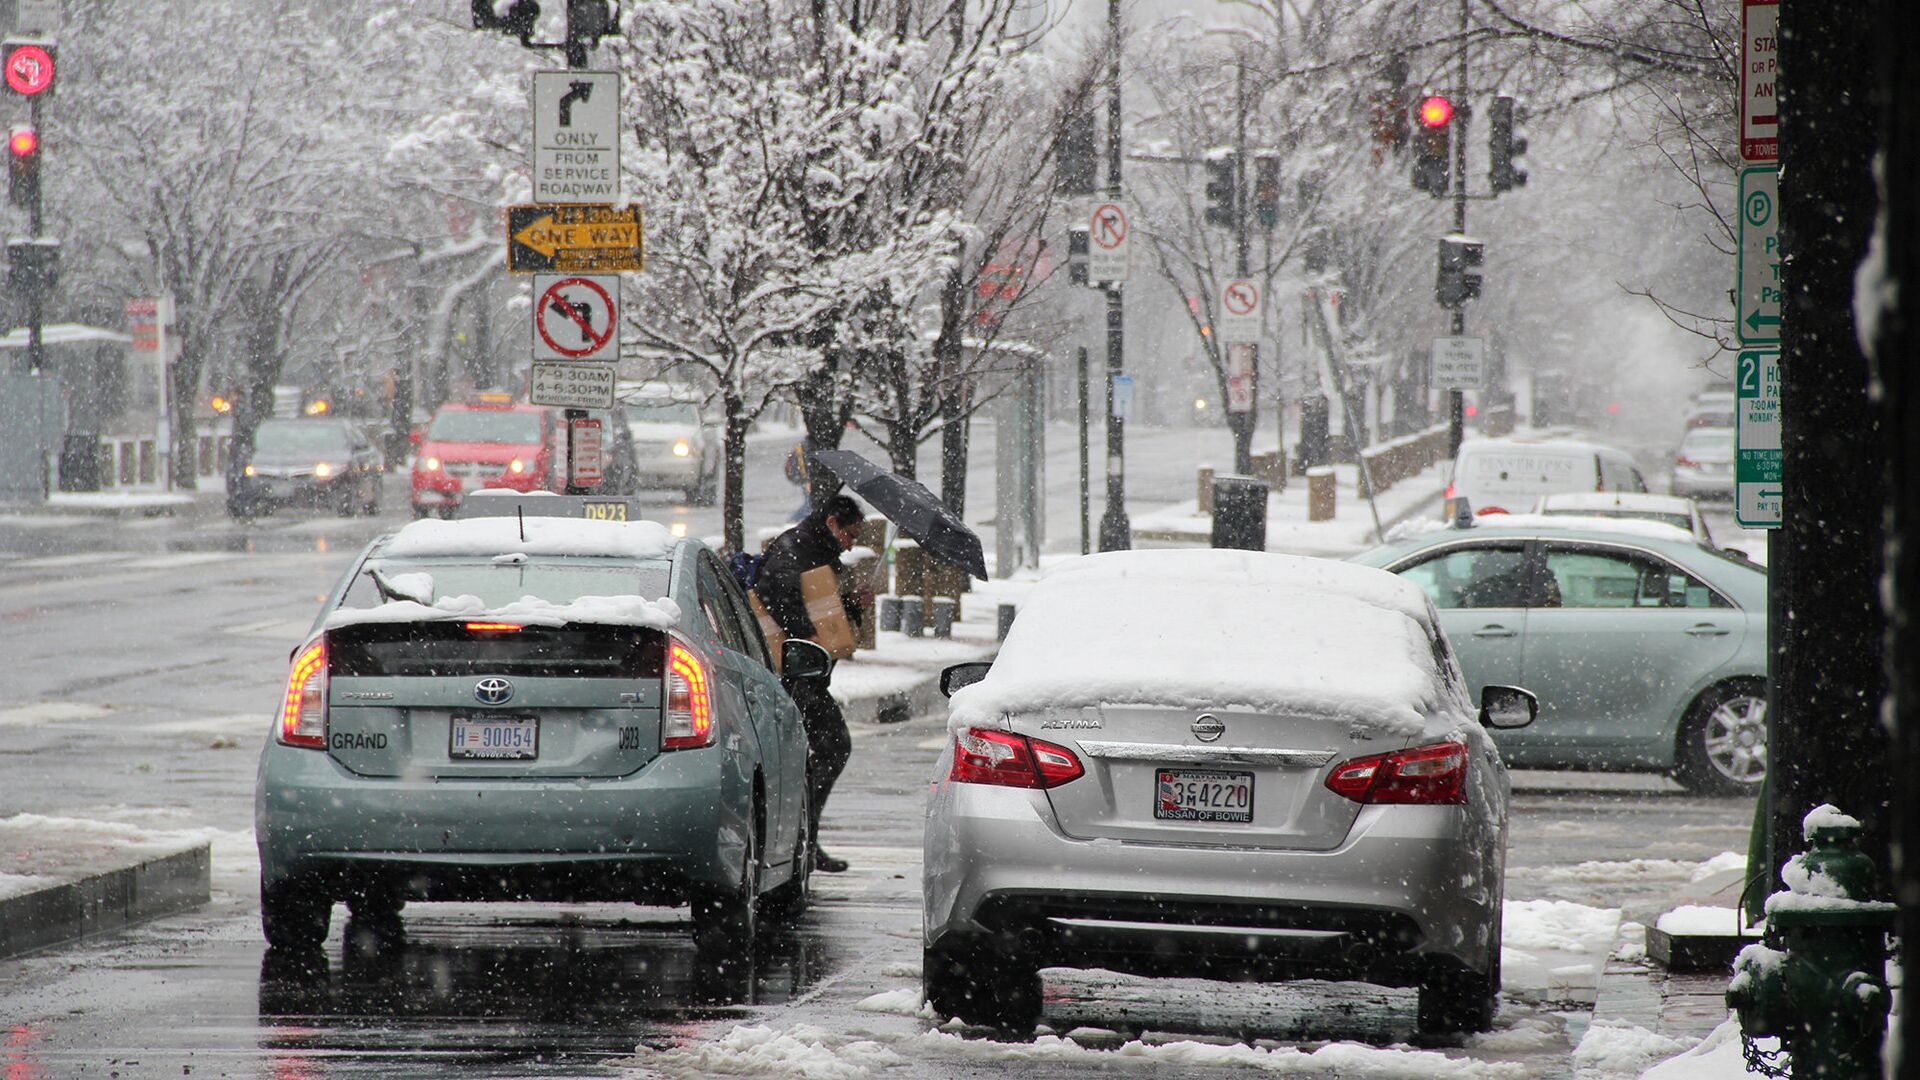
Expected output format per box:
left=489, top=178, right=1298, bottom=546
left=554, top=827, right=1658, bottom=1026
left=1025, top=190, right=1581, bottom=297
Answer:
left=811, top=449, right=988, bottom=580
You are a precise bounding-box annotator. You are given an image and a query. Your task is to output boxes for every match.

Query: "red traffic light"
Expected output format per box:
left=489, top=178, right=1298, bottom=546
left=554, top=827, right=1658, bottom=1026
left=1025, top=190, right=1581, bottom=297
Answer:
left=8, top=127, right=36, bottom=157
left=1418, top=95, right=1454, bottom=128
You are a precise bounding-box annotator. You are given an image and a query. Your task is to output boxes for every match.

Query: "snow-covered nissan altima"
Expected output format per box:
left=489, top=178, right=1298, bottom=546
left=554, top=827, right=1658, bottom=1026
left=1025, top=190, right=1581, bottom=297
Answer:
left=254, top=496, right=823, bottom=961
left=922, top=549, right=1538, bottom=1035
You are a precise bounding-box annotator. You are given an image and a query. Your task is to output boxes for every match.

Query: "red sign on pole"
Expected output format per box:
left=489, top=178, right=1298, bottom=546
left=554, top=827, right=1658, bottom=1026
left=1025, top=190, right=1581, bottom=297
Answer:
left=570, top=418, right=604, bottom=487
left=1741, top=0, right=1778, bottom=163
left=4, top=43, right=55, bottom=97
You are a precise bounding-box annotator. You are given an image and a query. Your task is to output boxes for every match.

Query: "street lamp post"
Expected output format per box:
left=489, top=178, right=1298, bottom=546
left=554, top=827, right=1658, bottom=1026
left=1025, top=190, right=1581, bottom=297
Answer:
left=1096, top=0, right=1131, bottom=551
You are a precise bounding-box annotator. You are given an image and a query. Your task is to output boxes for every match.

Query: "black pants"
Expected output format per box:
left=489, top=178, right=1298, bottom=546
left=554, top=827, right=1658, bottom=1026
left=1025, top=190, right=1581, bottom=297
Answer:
left=788, top=676, right=850, bottom=848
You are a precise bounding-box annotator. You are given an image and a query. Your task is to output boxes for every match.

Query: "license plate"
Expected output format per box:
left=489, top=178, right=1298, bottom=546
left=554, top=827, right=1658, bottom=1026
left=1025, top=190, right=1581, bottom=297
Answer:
left=1155, top=769, right=1254, bottom=823
left=450, top=715, right=538, bottom=760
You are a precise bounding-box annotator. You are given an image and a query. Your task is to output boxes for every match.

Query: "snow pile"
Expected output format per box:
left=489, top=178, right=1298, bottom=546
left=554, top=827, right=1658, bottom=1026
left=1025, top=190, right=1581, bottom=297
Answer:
left=1569, top=1020, right=1692, bottom=1078
left=1465, top=513, right=1696, bottom=545
left=948, top=549, right=1463, bottom=736
left=1504, top=899, right=1622, bottom=953
left=326, top=593, right=681, bottom=632
left=1655, top=905, right=1756, bottom=936
left=628, top=1023, right=903, bottom=1079
left=1802, top=802, right=1863, bottom=838
left=1691, top=850, right=1749, bottom=882
left=382, top=515, right=676, bottom=560
left=0, top=872, right=55, bottom=900
left=852, top=988, right=928, bottom=1016
left=895, top=1028, right=1533, bottom=1077
left=1535, top=857, right=1728, bottom=885
left=1641, top=1017, right=1773, bottom=1080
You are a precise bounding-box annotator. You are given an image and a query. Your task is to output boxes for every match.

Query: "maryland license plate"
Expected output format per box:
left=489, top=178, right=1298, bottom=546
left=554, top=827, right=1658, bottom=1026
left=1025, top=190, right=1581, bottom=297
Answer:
left=1155, top=768, right=1254, bottom=823
left=450, top=715, right=539, bottom=760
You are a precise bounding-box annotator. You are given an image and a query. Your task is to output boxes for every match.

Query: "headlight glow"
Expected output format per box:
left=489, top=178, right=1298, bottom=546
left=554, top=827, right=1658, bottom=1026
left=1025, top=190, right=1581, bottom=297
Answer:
left=509, top=458, right=526, bottom=474
left=314, top=462, right=333, bottom=478
left=243, top=465, right=256, bottom=477
left=672, top=439, right=691, bottom=458
left=423, top=457, right=440, bottom=471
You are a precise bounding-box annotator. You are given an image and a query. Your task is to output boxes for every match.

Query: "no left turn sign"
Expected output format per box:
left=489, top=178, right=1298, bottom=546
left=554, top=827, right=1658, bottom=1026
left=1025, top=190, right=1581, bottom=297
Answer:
left=533, top=274, right=620, bottom=361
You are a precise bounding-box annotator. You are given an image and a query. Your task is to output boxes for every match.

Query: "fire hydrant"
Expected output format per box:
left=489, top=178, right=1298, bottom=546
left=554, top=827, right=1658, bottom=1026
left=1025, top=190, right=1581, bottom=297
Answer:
left=1727, top=804, right=1895, bottom=1079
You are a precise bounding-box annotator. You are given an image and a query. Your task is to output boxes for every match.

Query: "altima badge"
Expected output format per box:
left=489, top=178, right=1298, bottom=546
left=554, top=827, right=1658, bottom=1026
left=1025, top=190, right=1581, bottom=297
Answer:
left=474, top=677, right=514, bottom=706
left=1191, top=714, right=1225, bottom=743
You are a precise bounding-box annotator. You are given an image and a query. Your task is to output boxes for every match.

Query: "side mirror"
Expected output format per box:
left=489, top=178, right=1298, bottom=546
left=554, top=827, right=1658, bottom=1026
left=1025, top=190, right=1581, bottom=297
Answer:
left=939, top=661, right=993, bottom=698
left=1479, top=684, right=1538, bottom=729
left=781, top=639, right=832, bottom=681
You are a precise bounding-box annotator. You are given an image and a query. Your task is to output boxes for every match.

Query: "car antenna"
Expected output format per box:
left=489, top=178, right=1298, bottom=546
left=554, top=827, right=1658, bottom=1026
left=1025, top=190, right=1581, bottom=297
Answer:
left=518, top=506, right=526, bottom=543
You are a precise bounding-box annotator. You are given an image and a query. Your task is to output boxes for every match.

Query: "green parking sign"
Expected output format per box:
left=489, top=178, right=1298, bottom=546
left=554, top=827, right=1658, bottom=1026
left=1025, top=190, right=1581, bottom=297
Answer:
left=1735, top=349, right=1781, bottom=528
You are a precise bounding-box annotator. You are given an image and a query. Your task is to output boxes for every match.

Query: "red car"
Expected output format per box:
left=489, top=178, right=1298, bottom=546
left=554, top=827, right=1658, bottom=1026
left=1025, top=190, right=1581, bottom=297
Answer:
left=411, top=400, right=563, bottom=518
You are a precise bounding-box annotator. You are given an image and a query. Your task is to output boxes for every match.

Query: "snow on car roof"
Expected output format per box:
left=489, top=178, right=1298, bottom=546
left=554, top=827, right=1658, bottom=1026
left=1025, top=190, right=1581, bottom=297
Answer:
left=948, top=549, right=1458, bottom=737
left=1465, top=512, right=1696, bottom=544
left=1455, top=435, right=1622, bottom=458
left=324, top=592, right=682, bottom=633
left=381, top=516, right=677, bottom=560
left=1536, top=491, right=1695, bottom=514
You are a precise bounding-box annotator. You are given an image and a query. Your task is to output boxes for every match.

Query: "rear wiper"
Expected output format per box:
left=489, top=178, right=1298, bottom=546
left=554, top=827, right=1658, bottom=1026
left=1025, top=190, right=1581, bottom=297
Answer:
left=367, top=566, right=434, bottom=605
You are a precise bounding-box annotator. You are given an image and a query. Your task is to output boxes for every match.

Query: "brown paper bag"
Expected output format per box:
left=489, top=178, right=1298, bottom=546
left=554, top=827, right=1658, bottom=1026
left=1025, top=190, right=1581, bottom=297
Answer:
left=800, top=565, right=857, bottom=660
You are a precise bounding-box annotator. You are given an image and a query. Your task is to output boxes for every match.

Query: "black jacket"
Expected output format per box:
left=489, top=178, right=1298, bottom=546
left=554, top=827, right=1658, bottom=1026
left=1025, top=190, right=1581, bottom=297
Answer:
left=757, top=516, right=860, bottom=640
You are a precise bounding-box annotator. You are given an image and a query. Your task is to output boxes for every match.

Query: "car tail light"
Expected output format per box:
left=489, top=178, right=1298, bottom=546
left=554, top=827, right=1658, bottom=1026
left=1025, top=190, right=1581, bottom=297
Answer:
left=279, top=639, right=328, bottom=748
left=1444, top=483, right=1456, bottom=500
left=1675, top=455, right=1698, bottom=469
left=1324, top=741, right=1467, bottom=805
left=1476, top=505, right=1508, bottom=516
left=663, top=639, right=713, bottom=750
left=950, top=727, right=1084, bottom=789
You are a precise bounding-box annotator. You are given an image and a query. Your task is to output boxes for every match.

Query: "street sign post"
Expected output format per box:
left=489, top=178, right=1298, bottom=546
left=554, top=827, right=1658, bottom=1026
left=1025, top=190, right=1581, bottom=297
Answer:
left=569, top=417, right=604, bottom=487
left=1110, top=373, right=1134, bottom=421
left=1087, top=201, right=1129, bottom=282
left=1429, top=336, right=1485, bottom=390
left=507, top=203, right=644, bottom=273
left=1219, top=278, right=1260, bottom=343
left=530, top=360, right=615, bottom=409
left=1737, top=166, right=1781, bottom=345
left=1735, top=348, right=1782, bottom=528
left=1741, top=0, right=1778, bottom=163
left=532, top=273, right=619, bottom=361
left=532, top=71, right=619, bottom=203
left=1225, top=342, right=1255, bottom=412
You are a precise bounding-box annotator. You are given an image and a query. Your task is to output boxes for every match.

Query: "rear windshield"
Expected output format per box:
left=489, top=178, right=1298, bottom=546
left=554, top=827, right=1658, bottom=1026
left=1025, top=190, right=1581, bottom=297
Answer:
left=428, top=409, right=543, bottom=444
left=1682, top=428, right=1734, bottom=451
left=341, top=560, right=670, bottom=612
left=330, top=623, right=663, bottom=679
left=1461, top=450, right=1593, bottom=492
left=625, top=402, right=698, bottom=424
left=1541, top=508, right=1692, bottom=531
left=254, top=422, right=350, bottom=455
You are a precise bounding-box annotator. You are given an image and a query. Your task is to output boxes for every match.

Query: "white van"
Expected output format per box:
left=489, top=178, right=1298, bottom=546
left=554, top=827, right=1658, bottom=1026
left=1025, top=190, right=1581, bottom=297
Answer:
left=1444, top=436, right=1648, bottom=518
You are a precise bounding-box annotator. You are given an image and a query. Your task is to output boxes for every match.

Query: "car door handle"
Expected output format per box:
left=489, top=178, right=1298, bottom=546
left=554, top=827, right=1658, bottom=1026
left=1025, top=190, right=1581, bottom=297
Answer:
left=1685, top=624, right=1731, bottom=637
left=1472, top=625, right=1517, bottom=638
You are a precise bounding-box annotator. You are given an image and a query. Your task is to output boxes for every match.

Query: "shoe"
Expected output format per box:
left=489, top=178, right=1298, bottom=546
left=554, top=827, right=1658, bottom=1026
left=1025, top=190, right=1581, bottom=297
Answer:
left=812, top=849, right=850, bottom=873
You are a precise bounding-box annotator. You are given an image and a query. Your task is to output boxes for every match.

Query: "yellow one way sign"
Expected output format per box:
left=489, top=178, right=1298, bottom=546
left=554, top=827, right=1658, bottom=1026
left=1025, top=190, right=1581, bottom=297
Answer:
left=506, top=204, right=645, bottom=273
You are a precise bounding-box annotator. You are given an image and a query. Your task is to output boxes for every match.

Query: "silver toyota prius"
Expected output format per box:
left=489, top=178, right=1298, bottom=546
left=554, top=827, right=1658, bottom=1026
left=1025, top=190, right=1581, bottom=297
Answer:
left=922, top=549, right=1536, bottom=1035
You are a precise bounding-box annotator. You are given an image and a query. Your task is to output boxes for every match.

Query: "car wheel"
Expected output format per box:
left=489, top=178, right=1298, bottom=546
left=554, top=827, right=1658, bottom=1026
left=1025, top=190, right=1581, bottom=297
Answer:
left=260, top=876, right=331, bottom=951
left=361, top=478, right=382, bottom=516
left=1418, top=957, right=1498, bottom=1036
left=411, top=504, right=431, bottom=520
left=924, top=936, right=1042, bottom=1033
left=691, top=814, right=760, bottom=966
left=760, top=785, right=813, bottom=923
left=335, top=485, right=358, bottom=517
left=1674, top=681, right=1768, bottom=796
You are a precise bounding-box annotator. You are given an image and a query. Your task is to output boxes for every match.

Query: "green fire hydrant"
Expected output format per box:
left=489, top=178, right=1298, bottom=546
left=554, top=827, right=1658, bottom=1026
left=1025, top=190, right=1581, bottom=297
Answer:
left=1727, top=804, right=1895, bottom=1079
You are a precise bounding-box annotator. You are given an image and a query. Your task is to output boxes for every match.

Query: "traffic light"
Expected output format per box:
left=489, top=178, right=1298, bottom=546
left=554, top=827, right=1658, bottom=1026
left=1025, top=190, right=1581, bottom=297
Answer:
left=471, top=0, right=539, bottom=36
left=1252, top=154, right=1281, bottom=229
left=1067, top=225, right=1089, bottom=286
left=1369, top=55, right=1410, bottom=161
left=8, top=125, right=38, bottom=208
left=1204, top=152, right=1238, bottom=228
left=1412, top=94, right=1452, bottom=197
left=567, top=0, right=615, bottom=46
left=1055, top=110, right=1097, bottom=196
left=1490, top=95, right=1529, bottom=193
left=1436, top=235, right=1484, bottom=307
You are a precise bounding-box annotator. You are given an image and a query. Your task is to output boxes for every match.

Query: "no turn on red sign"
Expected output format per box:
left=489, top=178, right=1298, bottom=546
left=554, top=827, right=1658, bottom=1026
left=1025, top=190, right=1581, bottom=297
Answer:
left=533, top=274, right=619, bottom=361
left=1219, top=278, right=1260, bottom=343
left=1087, top=201, right=1130, bottom=282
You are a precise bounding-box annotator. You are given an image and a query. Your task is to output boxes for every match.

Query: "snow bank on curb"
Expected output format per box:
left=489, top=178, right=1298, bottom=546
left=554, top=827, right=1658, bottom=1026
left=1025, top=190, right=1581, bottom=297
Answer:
left=624, top=1024, right=903, bottom=1079
left=1640, top=1017, right=1773, bottom=1080
left=1504, top=899, right=1622, bottom=953
left=1570, top=1020, right=1692, bottom=1078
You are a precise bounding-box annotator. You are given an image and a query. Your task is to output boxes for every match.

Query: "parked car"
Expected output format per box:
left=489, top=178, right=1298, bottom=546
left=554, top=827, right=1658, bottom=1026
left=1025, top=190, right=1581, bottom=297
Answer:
left=619, top=392, right=720, bottom=505
left=1444, top=436, right=1649, bottom=520
left=254, top=495, right=823, bottom=960
left=1530, top=491, right=1715, bottom=546
left=1351, top=516, right=1767, bottom=795
left=1684, top=390, right=1736, bottom=430
left=237, top=418, right=384, bottom=517
left=923, top=549, right=1537, bottom=1035
left=1670, top=426, right=1736, bottom=500
left=411, top=398, right=563, bottom=518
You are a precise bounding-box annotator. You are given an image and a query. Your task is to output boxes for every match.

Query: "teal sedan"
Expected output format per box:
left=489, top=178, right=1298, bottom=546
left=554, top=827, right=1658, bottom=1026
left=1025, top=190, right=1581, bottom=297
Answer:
left=1352, top=516, right=1767, bottom=795
left=254, top=496, right=824, bottom=959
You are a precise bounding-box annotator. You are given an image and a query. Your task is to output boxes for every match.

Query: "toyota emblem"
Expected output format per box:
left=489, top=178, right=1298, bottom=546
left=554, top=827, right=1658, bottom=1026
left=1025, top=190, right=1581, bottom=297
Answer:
left=474, top=677, right=515, bottom=706
left=1190, top=713, right=1225, bottom=743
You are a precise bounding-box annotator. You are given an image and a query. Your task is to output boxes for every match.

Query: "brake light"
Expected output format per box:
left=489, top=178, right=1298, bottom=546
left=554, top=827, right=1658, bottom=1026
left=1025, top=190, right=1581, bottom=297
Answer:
left=279, top=639, right=328, bottom=748
left=465, top=622, right=522, bottom=632
left=664, top=639, right=714, bottom=750
left=1476, top=506, right=1508, bottom=516
left=950, top=727, right=1084, bottom=789
left=1324, top=741, right=1467, bottom=805
left=1444, top=483, right=1456, bottom=500
left=1675, top=455, right=1698, bottom=469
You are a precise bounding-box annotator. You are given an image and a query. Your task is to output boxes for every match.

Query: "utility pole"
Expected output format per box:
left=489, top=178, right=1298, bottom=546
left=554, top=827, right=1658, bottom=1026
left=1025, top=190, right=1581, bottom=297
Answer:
left=1077, top=345, right=1090, bottom=555
left=1096, top=0, right=1130, bottom=551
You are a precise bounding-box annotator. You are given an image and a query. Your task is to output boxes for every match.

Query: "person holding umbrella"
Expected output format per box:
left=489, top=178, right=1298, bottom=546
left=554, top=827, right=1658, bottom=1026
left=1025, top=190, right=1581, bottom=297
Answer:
left=756, top=493, right=868, bottom=874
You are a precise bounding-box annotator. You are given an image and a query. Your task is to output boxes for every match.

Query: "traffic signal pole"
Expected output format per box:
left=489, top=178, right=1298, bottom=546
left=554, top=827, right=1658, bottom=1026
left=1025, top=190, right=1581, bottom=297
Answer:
left=25, top=94, right=44, bottom=378
left=1447, top=0, right=1470, bottom=458
left=1096, top=0, right=1130, bottom=551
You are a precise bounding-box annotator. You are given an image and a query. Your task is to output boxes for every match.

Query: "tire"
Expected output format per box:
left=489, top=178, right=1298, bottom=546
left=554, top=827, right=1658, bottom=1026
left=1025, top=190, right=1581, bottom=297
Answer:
left=260, top=876, right=331, bottom=951
left=335, top=485, right=358, bottom=517
left=1418, top=957, right=1499, bottom=1036
left=760, top=785, right=813, bottom=923
left=411, top=504, right=432, bottom=520
left=345, top=886, right=404, bottom=926
left=924, top=937, right=1042, bottom=1033
left=1673, top=681, right=1768, bottom=796
left=692, top=814, right=760, bottom=967
left=361, top=478, right=382, bottom=517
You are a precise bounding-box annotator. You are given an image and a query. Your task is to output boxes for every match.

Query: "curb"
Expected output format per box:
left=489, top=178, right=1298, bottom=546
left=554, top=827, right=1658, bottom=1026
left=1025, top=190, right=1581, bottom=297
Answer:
left=0, top=843, right=212, bottom=960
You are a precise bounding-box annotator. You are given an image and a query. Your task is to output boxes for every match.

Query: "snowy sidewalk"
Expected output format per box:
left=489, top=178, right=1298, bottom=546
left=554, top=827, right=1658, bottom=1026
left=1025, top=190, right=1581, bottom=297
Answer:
left=1131, top=461, right=1447, bottom=558
left=0, top=812, right=211, bottom=960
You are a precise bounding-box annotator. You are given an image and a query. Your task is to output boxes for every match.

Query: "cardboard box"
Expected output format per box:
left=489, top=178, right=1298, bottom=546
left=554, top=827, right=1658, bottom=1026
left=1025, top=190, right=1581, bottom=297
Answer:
left=748, top=589, right=787, bottom=663
left=801, top=565, right=857, bottom=659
